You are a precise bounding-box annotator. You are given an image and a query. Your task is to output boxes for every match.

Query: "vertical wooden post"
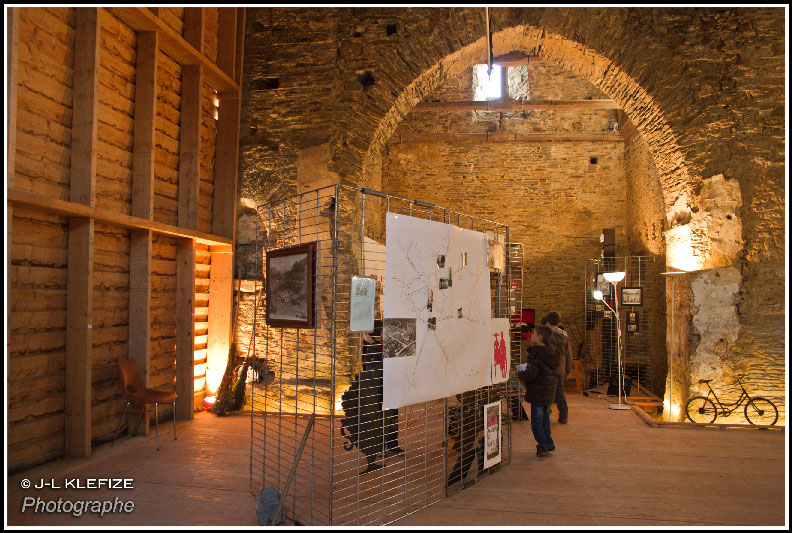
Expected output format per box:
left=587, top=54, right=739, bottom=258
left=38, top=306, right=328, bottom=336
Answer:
left=129, top=30, right=158, bottom=435
left=183, top=7, right=204, bottom=54
left=217, top=8, right=237, bottom=80
left=176, top=238, right=196, bottom=420
left=7, top=7, right=20, bottom=349
left=66, top=7, right=100, bottom=458
left=178, top=65, right=202, bottom=231
left=175, top=8, right=204, bottom=418
left=212, top=90, right=241, bottom=241
left=208, top=9, right=245, bottom=398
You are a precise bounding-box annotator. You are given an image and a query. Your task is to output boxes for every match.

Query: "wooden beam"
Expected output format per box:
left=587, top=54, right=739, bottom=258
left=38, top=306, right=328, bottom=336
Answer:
left=128, top=30, right=158, bottom=435
left=178, top=64, right=202, bottom=230
left=182, top=7, right=204, bottom=54
left=108, top=7, right=238, bottom=93
left=212, top=90, right=241, bottom=240
left=392, top=131, right=625, bottom=144
left=217, top=7, right=237, bottom=80
left=411, top=99, right=620, bottom=112
left=175, top=239, right=196, bottom=420
left=66, top=7, right=100, bottom=458
left=7, top=188, right=233, bottom=246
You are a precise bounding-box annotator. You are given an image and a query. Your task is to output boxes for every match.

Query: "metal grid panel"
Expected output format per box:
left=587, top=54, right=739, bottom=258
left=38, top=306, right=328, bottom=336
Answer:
left=583, top=256, right=665, bottom=397
left=249, top=185, right=514, bottom=525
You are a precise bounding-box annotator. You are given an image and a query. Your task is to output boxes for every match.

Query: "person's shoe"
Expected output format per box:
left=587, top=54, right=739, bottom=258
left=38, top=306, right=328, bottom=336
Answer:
left=546, top=445, right=556, bottom=452
left=558, top=418, right=568, bottom=424
left=385, top=446, right=405, bottom=457
left=536, top=447, right=549, bottom=457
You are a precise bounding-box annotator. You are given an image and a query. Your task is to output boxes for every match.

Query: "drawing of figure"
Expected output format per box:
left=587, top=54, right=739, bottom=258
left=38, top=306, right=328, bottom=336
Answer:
left=493, top=332, right=507, bottom=378
left=498, top=332, right=507, bottom=378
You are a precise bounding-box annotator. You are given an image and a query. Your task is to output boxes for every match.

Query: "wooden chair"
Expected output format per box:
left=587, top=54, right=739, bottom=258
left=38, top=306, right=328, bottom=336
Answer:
left=111, top=359, right=177, bottom=450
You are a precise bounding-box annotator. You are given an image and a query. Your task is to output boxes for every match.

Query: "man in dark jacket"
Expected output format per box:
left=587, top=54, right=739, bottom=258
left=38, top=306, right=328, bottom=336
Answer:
left=517, top=325, right=560, bottom=457
left=542, top=311, right=572, bottom=424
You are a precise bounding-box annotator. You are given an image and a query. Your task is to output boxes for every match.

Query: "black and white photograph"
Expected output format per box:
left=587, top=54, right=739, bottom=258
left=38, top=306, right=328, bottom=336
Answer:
left=628, top=311, right=639, bottom=324
left=620, top=286, right=643, bottom=306
left=439, top=278, right=449, bottom=290
left=437, top=254, right=445, bottom=268
left=383, top=318, right=417, bottom=358
left=627, top=323, right=639, bottom=333
left=427, top=317, right=436, bottom=330
left=265, top=243, right=314, bottom=328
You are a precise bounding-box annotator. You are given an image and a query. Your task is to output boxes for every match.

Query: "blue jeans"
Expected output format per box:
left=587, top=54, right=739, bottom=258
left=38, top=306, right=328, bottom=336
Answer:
left=530, top=404, right=554, bottom=451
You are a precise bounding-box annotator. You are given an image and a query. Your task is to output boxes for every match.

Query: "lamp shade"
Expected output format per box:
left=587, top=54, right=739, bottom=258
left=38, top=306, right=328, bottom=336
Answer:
left=603, top=271, right=626, bottom=283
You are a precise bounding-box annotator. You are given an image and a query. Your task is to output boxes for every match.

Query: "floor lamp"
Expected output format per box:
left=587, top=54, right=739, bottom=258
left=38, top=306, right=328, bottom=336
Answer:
left=593, top=271, right=629, bottom=410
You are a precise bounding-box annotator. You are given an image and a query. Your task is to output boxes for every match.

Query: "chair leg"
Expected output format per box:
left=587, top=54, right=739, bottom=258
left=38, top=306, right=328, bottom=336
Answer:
left=111, top=402, right=130, bottom=447
left=155, top=402, right=160, bottom=451
left=172, top=399, right=177, bottom=441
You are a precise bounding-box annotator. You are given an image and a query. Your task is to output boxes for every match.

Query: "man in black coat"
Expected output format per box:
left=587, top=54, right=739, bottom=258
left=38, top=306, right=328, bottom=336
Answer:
left=517, top=325, right=560, bottom=457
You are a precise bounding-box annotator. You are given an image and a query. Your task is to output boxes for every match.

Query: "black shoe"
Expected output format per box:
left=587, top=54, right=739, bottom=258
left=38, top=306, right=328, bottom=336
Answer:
left=536, top=447, right=549, bottom=457
left=385, top=446, right=405, bottom=457
left=558, top=418, right=568, bottom=424
left=547, top=445, right=555, bottom=452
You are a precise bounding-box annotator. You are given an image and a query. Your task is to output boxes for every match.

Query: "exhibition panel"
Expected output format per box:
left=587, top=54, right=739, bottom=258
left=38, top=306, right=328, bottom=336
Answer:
left=249, top=185, right=515, bottom=525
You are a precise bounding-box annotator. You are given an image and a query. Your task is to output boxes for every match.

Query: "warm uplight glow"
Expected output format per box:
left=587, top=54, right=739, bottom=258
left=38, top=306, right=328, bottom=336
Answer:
left=603, top=271, right=626, bottom=283
left=593, top=290, right=604, bottom=301
left=666, top=225, right=704, bottom=272
left=205, top=347, right=228, bottom=397
left=662, top=398, right=681, bottom=421
left=203, top=396, right=216, bottom=409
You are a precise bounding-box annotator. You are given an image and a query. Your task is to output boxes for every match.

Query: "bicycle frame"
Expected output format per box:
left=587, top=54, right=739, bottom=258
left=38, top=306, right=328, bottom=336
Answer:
left=702, top=376, right=751, bottom=416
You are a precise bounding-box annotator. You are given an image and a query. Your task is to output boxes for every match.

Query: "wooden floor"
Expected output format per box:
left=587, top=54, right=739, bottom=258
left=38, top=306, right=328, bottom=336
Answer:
left=6, top=394, right=787, bottom=527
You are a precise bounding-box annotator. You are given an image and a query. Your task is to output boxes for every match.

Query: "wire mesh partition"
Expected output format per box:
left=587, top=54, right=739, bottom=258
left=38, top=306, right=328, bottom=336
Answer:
left=249, top=185, right=514, bottom=526
left=583, top=256, right=666, bottom=398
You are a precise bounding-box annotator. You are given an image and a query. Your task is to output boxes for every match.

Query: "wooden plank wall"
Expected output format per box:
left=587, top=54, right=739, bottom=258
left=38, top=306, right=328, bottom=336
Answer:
left=7, top=6, right=244, bottom=473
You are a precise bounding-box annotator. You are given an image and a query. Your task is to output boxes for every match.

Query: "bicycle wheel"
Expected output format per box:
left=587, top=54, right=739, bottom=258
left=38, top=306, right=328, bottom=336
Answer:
left=685, top=396, right=718, bottom=424
left=744, top=397, right=778, bottom=426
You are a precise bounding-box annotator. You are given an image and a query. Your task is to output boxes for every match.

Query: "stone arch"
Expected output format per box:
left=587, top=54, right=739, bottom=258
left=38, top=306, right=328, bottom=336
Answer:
left=361, top=24, right=691, bottom=230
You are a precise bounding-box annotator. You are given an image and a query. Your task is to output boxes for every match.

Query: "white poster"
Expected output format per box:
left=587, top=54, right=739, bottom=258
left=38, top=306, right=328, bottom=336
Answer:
left=363, top=236, right=386, bottom=316
left=349, top=276, right=376, bottom=333
left=490, top=318, right=510, bottom=385
left=483, top=401, right=502, bottom=469
left=383, top=213, right=491, bottom=409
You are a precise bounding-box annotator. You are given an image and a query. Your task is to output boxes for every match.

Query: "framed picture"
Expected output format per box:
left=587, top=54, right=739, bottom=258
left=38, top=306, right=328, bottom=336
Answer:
left=620, top=286, right=643, bottom=306
left=483, top=401, right=502, bottom=469
left=627, top=311, right=639, bottom=324
left=627, top=323, right=639, bottom=334
left=265, top=243, right=315, bottom=328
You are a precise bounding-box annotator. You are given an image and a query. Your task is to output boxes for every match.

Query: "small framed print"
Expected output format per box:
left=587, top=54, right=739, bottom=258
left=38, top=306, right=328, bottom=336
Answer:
left=627, top=323, right=639, bottom=334
left=627, top=311, right=639, bottom=324
left=620, top=286, right=643, bottom=307
left=265, top=243, right=315, bottom=329
left=596, top=274, right=610, bottom=294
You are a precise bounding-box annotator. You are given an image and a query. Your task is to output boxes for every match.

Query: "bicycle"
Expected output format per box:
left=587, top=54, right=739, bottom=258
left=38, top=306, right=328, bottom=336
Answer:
left=685, top=374, right=778, bottom=426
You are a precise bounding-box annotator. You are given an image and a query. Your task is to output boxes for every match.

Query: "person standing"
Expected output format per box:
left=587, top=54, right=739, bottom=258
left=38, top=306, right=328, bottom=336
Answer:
left=517, top=325, right=560, bottom=457
left=542, top=311, right=573, bottom=424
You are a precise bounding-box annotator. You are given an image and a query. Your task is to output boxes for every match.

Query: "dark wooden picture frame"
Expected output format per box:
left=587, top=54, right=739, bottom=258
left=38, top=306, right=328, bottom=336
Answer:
left=620, top=286, right=643, bottom=307
left=265, top=243, right=315, bottom=328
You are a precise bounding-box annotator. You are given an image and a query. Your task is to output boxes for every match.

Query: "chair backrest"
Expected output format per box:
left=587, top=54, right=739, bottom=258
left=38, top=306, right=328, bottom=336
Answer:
left=118, top=359, right=145, bottom=399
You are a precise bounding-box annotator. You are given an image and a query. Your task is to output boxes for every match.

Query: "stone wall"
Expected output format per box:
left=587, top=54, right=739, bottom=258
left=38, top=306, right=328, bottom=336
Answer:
left=239, top=7, right=786, bottom=422
left=382, top=62, right=627, bottom=328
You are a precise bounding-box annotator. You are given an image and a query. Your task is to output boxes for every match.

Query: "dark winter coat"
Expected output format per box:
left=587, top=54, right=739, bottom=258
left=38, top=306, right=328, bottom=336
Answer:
left=518, top=344, right=560, bottom=406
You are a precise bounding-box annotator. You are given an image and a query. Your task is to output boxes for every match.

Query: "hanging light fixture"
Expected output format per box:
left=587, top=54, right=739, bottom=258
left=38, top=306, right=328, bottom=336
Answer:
left=485, top=7, right=493, bottom=77
left=593, top=271, right=630, bottom=410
